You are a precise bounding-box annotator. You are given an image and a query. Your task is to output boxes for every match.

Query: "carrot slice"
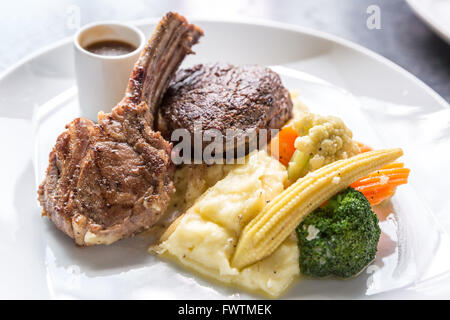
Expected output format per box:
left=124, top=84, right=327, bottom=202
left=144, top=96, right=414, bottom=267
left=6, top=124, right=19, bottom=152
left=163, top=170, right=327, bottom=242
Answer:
left=356, top=141, right=373, bottom=153
left=269, top=126, right=298, bottom=166
left=354, top=182, right=389, bottom=194
left=351, top=161, right=410, bottom=206
left=387, top=178, right=409, bottom=186
left=351, top=142, right=409, bottom=205
left=369, top=188, right=396, bottom=206
left=354, top=172, right=409, bottom=187
left=368, top=168, right=410, bottom=177
left=380, top=162, right=404, bottom=169
left=354, top=178, right=408, bottom=194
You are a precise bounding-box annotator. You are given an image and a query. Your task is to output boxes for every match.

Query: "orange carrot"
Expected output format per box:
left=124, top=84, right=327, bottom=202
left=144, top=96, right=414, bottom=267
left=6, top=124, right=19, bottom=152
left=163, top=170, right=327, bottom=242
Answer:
left=269, top=126, right=298, bottom=166
left=380, top=162, right=404, bottom=169
left=351, top=162, right=410, bottom=206
left=368, top=188, right=395, bottom=206
left=354, top=178, right=408, bottom=194
left=368, top=167, right=410, bottom=178
left=356, top=141, right=373, bottom=153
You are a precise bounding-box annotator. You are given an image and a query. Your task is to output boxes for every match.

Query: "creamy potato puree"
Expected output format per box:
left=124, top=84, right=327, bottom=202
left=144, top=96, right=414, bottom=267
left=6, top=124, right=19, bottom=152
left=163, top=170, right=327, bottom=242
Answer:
left=142, top=163, right=234, bottom=244
left=290, top=91, right=309, bottom=119
left=152, top=151, right=300, bottom=297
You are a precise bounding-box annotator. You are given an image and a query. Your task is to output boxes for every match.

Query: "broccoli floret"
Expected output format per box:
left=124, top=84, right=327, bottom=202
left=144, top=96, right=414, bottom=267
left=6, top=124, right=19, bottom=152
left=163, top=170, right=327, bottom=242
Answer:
left=295, top=187, right=381, bottom=278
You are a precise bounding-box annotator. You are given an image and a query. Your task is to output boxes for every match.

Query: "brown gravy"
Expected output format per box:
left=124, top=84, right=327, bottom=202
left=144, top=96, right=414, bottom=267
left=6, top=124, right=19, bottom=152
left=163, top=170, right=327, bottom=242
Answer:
left=85, top=40, right=137, bottom=56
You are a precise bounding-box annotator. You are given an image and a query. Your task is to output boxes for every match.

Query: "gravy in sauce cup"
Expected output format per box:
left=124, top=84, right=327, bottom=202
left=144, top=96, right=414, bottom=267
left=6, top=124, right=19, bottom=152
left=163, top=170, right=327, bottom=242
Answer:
left=74, top=22, right=145, bottom=120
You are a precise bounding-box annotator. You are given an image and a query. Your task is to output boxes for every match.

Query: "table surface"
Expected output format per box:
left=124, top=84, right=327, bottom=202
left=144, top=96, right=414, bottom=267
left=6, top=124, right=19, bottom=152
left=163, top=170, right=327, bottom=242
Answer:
left=1, top=0, right=449, bottom=102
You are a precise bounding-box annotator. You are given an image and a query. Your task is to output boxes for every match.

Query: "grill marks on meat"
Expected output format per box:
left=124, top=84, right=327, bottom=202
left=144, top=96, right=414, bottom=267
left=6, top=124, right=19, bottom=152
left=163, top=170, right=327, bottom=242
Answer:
left=157, top=63, right=293, bottom=154
left=38, top=12, right=203, bottom=246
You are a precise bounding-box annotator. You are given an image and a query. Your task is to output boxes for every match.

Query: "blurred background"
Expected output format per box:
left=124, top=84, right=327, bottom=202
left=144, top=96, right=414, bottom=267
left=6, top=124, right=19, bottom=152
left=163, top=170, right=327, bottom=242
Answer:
left=1, top=0, right=449, bottom=101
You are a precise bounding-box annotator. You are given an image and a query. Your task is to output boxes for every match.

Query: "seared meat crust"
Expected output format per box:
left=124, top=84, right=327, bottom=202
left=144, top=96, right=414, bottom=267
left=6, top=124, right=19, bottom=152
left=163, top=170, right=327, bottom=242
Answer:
left=157, top=63, right=293, bottom=154
left=38, top=12, right=203, bottom=245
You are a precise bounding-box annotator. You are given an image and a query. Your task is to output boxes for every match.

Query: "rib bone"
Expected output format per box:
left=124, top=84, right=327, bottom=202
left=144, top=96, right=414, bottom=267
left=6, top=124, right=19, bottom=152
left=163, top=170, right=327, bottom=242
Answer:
left=38, top=12, right=203, bottom=246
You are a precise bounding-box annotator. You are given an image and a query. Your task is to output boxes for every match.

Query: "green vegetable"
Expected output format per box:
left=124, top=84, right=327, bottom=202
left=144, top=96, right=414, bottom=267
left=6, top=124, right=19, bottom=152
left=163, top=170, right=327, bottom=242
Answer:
left=295, top=187, right=381, bottom=278
left=287, top=150, right=309, bottom=181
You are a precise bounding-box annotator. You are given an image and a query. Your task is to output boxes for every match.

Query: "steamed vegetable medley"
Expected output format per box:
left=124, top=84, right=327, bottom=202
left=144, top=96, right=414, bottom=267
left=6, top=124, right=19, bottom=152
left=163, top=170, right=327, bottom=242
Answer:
left=152, top=93, right=410, bottom=297
left=266, top=99, right=409, bottom=281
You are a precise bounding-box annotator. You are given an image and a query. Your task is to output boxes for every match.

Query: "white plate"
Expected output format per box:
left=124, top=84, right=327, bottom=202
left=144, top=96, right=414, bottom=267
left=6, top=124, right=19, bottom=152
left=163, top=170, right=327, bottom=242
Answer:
left=406, top=0, right=450, bottom=44
left=1, top=18, right=450, bottom=299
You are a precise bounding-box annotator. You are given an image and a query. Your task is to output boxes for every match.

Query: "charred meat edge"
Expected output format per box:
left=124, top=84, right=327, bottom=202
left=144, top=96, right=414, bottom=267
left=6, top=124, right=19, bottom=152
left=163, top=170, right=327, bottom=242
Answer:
left=38, top=12, right=203, bottom=246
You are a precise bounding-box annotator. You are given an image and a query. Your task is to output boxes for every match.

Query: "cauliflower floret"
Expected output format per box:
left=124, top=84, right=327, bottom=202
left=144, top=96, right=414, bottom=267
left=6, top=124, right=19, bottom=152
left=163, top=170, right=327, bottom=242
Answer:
left=293, top=113, right=360, bottom=172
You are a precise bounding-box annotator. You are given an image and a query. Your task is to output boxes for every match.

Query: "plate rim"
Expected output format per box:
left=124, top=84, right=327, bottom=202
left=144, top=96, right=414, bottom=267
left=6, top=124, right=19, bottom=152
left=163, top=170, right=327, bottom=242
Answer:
left=2, top=16, right=450, bottom=299
left=0, top=16, right=448, bottom=109
left=406, top=0, right=450, bottom=45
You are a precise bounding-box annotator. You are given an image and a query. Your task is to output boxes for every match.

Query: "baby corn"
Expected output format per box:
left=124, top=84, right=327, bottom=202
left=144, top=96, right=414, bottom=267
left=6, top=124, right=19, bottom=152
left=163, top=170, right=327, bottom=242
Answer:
left=231, top=148, right=403, bottom=269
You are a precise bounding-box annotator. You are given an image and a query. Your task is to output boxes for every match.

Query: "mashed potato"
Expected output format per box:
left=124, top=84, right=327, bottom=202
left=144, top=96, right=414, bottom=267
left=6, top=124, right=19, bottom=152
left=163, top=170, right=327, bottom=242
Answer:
left=290, top=91, right=310, bottom=119
left=143, top=163, right=234, bottom=244
left=151, top=151, right=300, bottom=297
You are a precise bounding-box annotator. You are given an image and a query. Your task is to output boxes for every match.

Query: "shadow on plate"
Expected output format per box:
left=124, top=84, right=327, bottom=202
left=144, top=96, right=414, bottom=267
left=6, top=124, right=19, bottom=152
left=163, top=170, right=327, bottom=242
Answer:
left=15, top=161, right=157, bottom=277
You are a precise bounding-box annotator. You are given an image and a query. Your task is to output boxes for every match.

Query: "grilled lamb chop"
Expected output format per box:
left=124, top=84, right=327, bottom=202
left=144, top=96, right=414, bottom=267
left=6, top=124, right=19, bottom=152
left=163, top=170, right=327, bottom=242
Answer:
left=38, top=12, right=203, bottom=246
left=157, top=63, right=293, bottom=157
